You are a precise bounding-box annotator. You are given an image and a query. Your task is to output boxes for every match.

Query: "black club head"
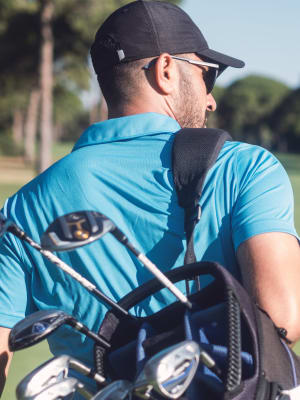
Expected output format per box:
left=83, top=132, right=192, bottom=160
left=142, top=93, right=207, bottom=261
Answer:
left=9, top=309, right=74, bottom=351
left=41, top=211, right=116, bottom=252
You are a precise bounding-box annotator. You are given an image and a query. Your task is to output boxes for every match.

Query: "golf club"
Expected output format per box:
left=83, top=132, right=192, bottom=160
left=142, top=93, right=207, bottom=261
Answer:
left=0, top=212, right=128, bottom=317
left=9, top=309, right=110, bottom=351
left=90, top=380, right=132, bottom=400
left=134, top=340, right=200, bottom=399
left=279, top=386, right=300, bottom=399
left=16, top=355, right=105, bottom=400
left=41, top=211, right=192, bottom=309
left=29, top=377, right=92, bottom=400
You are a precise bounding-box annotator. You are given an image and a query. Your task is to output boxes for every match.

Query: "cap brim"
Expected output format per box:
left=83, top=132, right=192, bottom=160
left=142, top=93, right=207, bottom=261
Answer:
left=197, top=48, right=245, bottom=69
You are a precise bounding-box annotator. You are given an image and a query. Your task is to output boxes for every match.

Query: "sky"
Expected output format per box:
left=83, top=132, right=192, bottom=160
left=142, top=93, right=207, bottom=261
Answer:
left=181, top=0, right=300, bottom=88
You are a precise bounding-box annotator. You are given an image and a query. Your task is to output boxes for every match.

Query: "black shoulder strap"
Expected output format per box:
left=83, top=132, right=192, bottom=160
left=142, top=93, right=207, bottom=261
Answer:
left=172, top=128, right=232, bottom=269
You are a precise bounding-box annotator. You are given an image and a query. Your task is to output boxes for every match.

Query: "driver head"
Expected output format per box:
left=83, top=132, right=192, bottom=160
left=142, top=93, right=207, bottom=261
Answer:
left=41, top=211, right=116, bottom=252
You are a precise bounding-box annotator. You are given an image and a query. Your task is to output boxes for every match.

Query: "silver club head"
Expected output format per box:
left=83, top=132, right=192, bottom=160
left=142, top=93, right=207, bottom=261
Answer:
left=16, top=355, right=105, bottom=399
left=134, top=340, right=200, bottom=399
left=30, top=377, right=83, bottom=400
left=91, top=380, right=132, bottom=400
left=16, top=356, right=69, bottom=399
left=41, top=211, right=115, bottom=252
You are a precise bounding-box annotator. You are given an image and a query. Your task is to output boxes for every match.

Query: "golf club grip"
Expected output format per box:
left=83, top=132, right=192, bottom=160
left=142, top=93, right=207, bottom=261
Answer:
left=116, top=261, right=227, bottom=311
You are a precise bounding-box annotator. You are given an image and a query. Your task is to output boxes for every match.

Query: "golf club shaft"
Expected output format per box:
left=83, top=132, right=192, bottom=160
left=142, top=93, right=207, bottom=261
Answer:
left=71, top=320, right=110, bottom=349
left=200, top=350, right=223, bottom=379
left=8, top=224, right=128, bottom=317
left=70, top=359, right=106, bottom=385
left=77, top=384, right=94, bottom=400
left=112, top=228, right=192, bottom=309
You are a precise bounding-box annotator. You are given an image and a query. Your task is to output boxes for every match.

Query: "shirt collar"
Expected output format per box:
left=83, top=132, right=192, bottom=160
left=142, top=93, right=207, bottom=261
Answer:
left=73, top=113, right=181, bottom=151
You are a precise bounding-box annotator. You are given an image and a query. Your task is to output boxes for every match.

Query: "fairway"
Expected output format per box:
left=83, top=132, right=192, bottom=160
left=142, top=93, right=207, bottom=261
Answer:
left=0, top=148, right=299, bottom=399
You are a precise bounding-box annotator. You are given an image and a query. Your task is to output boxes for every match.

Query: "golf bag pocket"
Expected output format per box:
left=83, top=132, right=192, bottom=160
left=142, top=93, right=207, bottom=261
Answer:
left=94, top=261, right=300, bottom=399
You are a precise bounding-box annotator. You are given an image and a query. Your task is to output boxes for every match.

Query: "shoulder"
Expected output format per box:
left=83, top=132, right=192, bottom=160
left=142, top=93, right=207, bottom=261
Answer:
left=220, top=142, right=288, bottom=190
left=221, top=141, right=279, bottom=168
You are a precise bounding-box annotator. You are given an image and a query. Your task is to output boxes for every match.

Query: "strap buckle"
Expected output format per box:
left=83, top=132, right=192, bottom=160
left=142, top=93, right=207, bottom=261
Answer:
left=185, top=204, right=202, bottom=227
left=196, top=205, right=202, bottom=222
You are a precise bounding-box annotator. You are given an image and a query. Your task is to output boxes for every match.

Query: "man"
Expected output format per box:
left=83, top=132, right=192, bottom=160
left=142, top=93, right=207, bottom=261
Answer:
left=0, top=0, right=300, bottom=396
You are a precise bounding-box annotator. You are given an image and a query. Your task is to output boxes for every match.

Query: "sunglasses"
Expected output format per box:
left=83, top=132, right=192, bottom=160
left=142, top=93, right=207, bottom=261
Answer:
left=143, top=56, right=219, bottom=94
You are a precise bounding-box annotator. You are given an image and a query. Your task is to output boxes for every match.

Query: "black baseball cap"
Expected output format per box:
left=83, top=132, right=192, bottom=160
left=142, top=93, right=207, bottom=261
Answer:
left=91, top=0, right=245, bottom=75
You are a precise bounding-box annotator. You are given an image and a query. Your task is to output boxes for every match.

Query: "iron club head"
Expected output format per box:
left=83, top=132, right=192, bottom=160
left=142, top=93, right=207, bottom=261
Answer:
left=16, top=355, right=70, bottom=399
left=29, top=377, right=84, bottom=400
left=16, top=355, right=105, bottom=399
left=134, top=340, right=200, bottom=399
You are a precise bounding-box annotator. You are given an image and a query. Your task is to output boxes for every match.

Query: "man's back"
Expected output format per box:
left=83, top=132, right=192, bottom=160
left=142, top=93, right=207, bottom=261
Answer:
left=0, top=113, right=296, bottom=377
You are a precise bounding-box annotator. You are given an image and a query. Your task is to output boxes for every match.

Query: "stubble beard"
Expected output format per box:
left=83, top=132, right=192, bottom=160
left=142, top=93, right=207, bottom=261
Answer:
left=174, top=73, right=207, bottom=129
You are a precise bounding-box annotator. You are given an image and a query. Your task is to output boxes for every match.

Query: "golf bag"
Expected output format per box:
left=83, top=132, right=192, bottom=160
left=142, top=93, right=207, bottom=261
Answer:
left=94, top=128, right=300, bottom=399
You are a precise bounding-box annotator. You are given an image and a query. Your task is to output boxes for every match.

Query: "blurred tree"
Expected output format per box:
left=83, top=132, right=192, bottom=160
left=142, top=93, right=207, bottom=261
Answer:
left=39, top=0, right=54, bottom=172
left=24, top=88, right=40, bottom=163
left=217, top=75, right=290, bottom=147
left=207, top=85, right=225, bottom=128
left=0, top=0, right=182, bottom=168
left=53, top=84, right=84, bottom=141
left=0, top=4, right=40, bottom=155
left=269, top=87, right=300, bottom=152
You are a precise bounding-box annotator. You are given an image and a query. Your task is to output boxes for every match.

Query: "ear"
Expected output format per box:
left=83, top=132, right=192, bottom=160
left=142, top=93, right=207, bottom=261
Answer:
left=153, top=53, right=179, bottom=95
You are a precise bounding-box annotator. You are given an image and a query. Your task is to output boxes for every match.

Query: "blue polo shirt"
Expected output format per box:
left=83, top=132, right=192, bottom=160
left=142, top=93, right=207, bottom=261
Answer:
left=0, top=113, right=297, bottom=392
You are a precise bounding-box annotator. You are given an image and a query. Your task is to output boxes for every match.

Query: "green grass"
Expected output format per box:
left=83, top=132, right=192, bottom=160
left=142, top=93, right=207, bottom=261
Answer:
left=2, top=343, right=52, bottom=399
left=0, top=184, right=22, bottom=208
left=0, top=142, right=74, bottom=207
left=0, top=143, right=73, bottom=399
left=52, top=141, right=74, bottom=162
left=0, top=148, right=300, bottom=399
left=276, top=153, right=300, bottom=227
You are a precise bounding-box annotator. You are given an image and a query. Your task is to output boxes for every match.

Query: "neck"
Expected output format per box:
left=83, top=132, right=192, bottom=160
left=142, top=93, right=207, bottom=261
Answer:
left=107, top=95, right=176, bottom=121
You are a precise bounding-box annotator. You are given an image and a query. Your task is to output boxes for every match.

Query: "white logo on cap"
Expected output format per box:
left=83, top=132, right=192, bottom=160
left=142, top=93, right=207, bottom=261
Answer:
left=117, top=49, right=125, bottom=61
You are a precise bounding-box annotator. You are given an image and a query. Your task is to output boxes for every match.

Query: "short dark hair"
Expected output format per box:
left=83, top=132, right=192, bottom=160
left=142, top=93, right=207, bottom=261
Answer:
left=96, top=59, right=146, bottom=109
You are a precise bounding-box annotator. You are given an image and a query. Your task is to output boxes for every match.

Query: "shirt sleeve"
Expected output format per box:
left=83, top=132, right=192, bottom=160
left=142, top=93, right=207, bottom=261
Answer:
left=231, top=145, right=299, bottom=251
left=0, top=228, right=34, bottom=328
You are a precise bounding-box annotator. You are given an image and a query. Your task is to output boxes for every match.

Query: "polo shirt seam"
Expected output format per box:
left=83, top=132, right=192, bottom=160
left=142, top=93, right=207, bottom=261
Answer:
left=233, top=221, right=299, bottom=251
